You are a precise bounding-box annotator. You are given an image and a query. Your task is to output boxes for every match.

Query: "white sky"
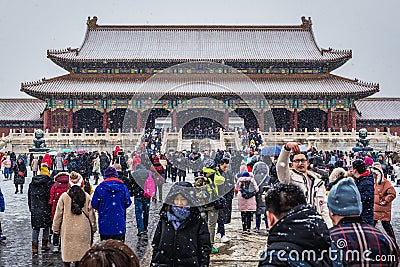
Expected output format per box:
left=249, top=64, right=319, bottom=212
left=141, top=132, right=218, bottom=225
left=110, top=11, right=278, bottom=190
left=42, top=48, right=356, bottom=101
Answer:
left=0, top=0, right=398, bottom=98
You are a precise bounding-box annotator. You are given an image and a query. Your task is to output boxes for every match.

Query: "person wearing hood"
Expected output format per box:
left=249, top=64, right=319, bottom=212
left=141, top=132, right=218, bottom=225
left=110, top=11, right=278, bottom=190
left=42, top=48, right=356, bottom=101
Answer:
left=352, top=159, right=375, bottom=225
left=42, top=153, right=53, bottom=171
left=91, top=166, right=132, bottom=242
left=28, top=164, right=54, bottom=254
left=372, top=162, right=397, bottom=242
left=92, top=152, right=101, bottom=185
left=13, top=155, right=27, bottom=194
left=151, top=181, right=211, bottom=267
left=252, top=161, right=271, bottom=233
left=48, top=171, right=70, bottom=253
left=328, top=178, right=399, bottom=266
left=31, top=155, right=39, bottom=177
left=259, top=183, right=332, bottom=266
left=235, top=171, right=259, bottom=232
left=152, top=156, right=165, bottom=201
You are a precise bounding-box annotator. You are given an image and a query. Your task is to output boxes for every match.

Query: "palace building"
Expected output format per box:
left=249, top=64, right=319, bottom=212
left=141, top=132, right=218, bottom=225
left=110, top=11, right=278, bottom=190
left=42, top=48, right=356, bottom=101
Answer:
left=14, top=17, right=385, bottom=135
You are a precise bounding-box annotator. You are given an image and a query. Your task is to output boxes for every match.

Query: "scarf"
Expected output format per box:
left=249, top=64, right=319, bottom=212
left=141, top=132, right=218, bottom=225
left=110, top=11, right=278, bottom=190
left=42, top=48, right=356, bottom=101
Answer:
left=167, top=206, right=190, bottom=230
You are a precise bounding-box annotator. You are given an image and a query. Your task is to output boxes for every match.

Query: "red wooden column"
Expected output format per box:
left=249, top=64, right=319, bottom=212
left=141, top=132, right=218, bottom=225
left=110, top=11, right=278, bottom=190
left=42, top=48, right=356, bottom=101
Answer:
left=259, top=108, right=265, bottom=131
left=327, top=108, right=333, bottom=130
left=224, top=109, right=229, bottom=129
left=321, top=111, right=326, bottom=131
left=102, top=109, right=108, bottom=132
left=293, top=108, right=298, bottom=131
left=67, top=109, right=74, bottom=131
left=137, top=110, right=142, bottom=131
left=172, top=109, right=177, bottom=131
left=43, top=109, right=51, bottom=132
left=348, top=108, right=357, bottom=131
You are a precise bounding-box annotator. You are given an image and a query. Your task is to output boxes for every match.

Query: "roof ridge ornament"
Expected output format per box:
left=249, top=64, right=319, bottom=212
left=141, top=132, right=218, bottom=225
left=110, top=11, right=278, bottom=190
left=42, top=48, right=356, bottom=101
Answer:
left=301, top=16, right=312, bottom=30
left=87, top=16, right=98, bottom=30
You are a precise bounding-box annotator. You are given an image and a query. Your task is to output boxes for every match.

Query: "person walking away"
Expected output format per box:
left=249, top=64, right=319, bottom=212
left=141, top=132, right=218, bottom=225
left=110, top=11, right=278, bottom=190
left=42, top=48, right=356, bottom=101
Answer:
left=3, top=155, right=12, bottom=180
left=92, top=153, right=101, bottom=185
left=328, top=178, right=399, bottom=266
left=13, top=155, right=27, bottom=194
left=31, top=155, right=39, bottom=177
left=28, top=164, right=54, bottom=254
left=235, top=171, right=259, bottom=232
left=131, top=164, right=154, bottom=237
left=151, top=181, right=211, bottom=266
left=48, top=171, right=70, bottom=253
left=99, top=151, right=110, bottom=177
left=277, top=142, right=332, bottom=228
left=53, top=185, right=97, bottom=267
left=0, top=186, right=6, bottom=240
left=259, top=183, right=332, bottom=266
left=91, top=166, right=132, bottom=242
left=371, top=162, right=397, bottom=243
left=351, top=159, right=375, bottom=225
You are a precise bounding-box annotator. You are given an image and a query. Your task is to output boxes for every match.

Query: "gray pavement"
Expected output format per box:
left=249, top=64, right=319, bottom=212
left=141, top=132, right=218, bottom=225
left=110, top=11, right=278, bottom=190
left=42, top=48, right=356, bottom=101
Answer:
left=0, top=170, right=399, bottom=266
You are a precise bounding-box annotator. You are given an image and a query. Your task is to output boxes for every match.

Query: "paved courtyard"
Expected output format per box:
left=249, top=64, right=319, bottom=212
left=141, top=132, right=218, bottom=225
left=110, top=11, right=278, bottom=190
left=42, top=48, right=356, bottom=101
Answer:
left=0, top=170, right=398, bottom=266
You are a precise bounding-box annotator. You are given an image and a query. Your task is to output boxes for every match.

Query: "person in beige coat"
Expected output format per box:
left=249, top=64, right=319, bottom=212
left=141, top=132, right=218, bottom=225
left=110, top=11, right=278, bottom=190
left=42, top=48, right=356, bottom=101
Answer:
left=52, top=185, right=97, bottom=266
left=277, top=142, right=332, bottom=228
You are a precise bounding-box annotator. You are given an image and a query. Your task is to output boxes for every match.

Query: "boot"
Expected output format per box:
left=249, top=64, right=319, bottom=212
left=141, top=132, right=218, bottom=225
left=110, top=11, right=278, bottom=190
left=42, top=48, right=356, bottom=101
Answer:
left=42, top=240, right=51, bottom=251
left=32, top=242, right=39, bottom=254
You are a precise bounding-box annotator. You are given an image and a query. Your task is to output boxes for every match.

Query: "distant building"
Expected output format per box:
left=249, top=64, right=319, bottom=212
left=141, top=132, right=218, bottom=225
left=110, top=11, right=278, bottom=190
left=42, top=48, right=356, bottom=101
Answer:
left=356, top=98, right=400, bottom=134
left=0, top=99, right=45, bottom=136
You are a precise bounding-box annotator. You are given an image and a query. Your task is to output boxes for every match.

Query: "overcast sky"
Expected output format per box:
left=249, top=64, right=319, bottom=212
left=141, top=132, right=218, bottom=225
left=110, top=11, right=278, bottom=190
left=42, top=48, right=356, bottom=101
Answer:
left=0, top=0, right=399, bottom=98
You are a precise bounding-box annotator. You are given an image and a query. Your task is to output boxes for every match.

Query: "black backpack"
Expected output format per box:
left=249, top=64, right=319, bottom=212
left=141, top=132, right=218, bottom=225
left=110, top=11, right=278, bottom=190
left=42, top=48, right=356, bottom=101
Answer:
left=240, top=180, right=256, bottom=199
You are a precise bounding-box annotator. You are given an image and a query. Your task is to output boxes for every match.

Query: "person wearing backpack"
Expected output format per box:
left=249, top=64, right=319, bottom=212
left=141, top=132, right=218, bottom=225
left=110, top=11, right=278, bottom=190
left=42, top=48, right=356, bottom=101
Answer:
left=131, top=164, right=155, bottom=237
left=235, top=171, right=259, bottom=233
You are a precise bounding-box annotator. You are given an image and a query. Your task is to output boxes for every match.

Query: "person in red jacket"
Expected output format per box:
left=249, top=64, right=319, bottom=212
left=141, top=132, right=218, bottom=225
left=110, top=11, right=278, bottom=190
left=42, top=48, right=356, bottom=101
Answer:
left=48, top=171, right=70, bottom=253
left=152, top=157, right=165, bottom=202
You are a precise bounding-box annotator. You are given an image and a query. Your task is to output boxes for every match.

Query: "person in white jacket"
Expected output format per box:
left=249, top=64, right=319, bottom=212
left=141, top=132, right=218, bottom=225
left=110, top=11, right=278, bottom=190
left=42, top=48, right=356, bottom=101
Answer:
left=276, top=142, right=333, bottom=228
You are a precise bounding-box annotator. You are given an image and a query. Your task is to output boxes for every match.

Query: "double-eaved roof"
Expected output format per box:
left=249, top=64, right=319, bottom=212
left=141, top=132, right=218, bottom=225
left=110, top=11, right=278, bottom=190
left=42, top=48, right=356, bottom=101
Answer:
left=47, top=16, right=351, bottom=63
left=0, top=99, right=46, bottom=121
left=21, top=73, right=379, bottom=98
left=355, top=98, right=400, bottom=121
left=21, top=17, right=378, bottom=100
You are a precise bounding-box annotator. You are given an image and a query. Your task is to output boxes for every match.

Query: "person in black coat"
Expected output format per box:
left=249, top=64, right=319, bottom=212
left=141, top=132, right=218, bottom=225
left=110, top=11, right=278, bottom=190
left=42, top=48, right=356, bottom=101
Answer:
left=28, top=164, right=54, bottom=253
left=13, top=155, right=27, bottom=194
left=151, top=181, right=211, bottom=267
left=259, top=183, right=332, bottom=267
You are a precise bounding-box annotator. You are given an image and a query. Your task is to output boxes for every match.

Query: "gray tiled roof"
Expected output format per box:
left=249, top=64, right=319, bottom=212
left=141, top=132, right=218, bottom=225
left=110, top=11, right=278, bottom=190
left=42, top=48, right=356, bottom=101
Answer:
left=0, top=99, right=46, bottom=121
left=21, top=74, right=378, bottom=97
left=355, top=98, right=400, bottom=120
left=47, top=21, right=351, bottom=62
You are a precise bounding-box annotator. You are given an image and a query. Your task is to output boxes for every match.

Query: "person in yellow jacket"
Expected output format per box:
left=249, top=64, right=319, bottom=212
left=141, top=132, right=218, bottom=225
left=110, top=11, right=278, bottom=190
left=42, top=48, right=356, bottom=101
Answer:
left=200, top=159, right=225, bottom=253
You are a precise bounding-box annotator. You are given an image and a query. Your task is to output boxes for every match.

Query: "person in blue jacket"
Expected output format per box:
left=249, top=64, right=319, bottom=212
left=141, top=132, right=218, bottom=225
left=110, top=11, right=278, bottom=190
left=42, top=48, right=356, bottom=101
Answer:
left=0, top=187, right=5, bottom=240
left=92, top=166, right=132, bottom=242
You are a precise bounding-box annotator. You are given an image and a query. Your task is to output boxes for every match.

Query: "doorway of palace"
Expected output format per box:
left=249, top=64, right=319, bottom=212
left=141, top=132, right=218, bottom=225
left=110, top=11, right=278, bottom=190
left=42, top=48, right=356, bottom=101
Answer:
left=272, top=108, right=291, bottom=131
left=233, top=108, right=259, bottom=130
left=182, top=117, right=223, bottom=139
left=109, top=108, right=127, bottom=133
left=75, top=109, right=103, bottom=132
left=143, top=108, right=170, bottom=129
left=298, top=109, right=326, bottom=132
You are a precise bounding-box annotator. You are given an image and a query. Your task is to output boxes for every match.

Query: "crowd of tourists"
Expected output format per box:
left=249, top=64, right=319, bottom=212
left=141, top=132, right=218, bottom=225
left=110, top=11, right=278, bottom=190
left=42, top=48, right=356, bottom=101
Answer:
left=0, top=128, right=399, bottom=266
